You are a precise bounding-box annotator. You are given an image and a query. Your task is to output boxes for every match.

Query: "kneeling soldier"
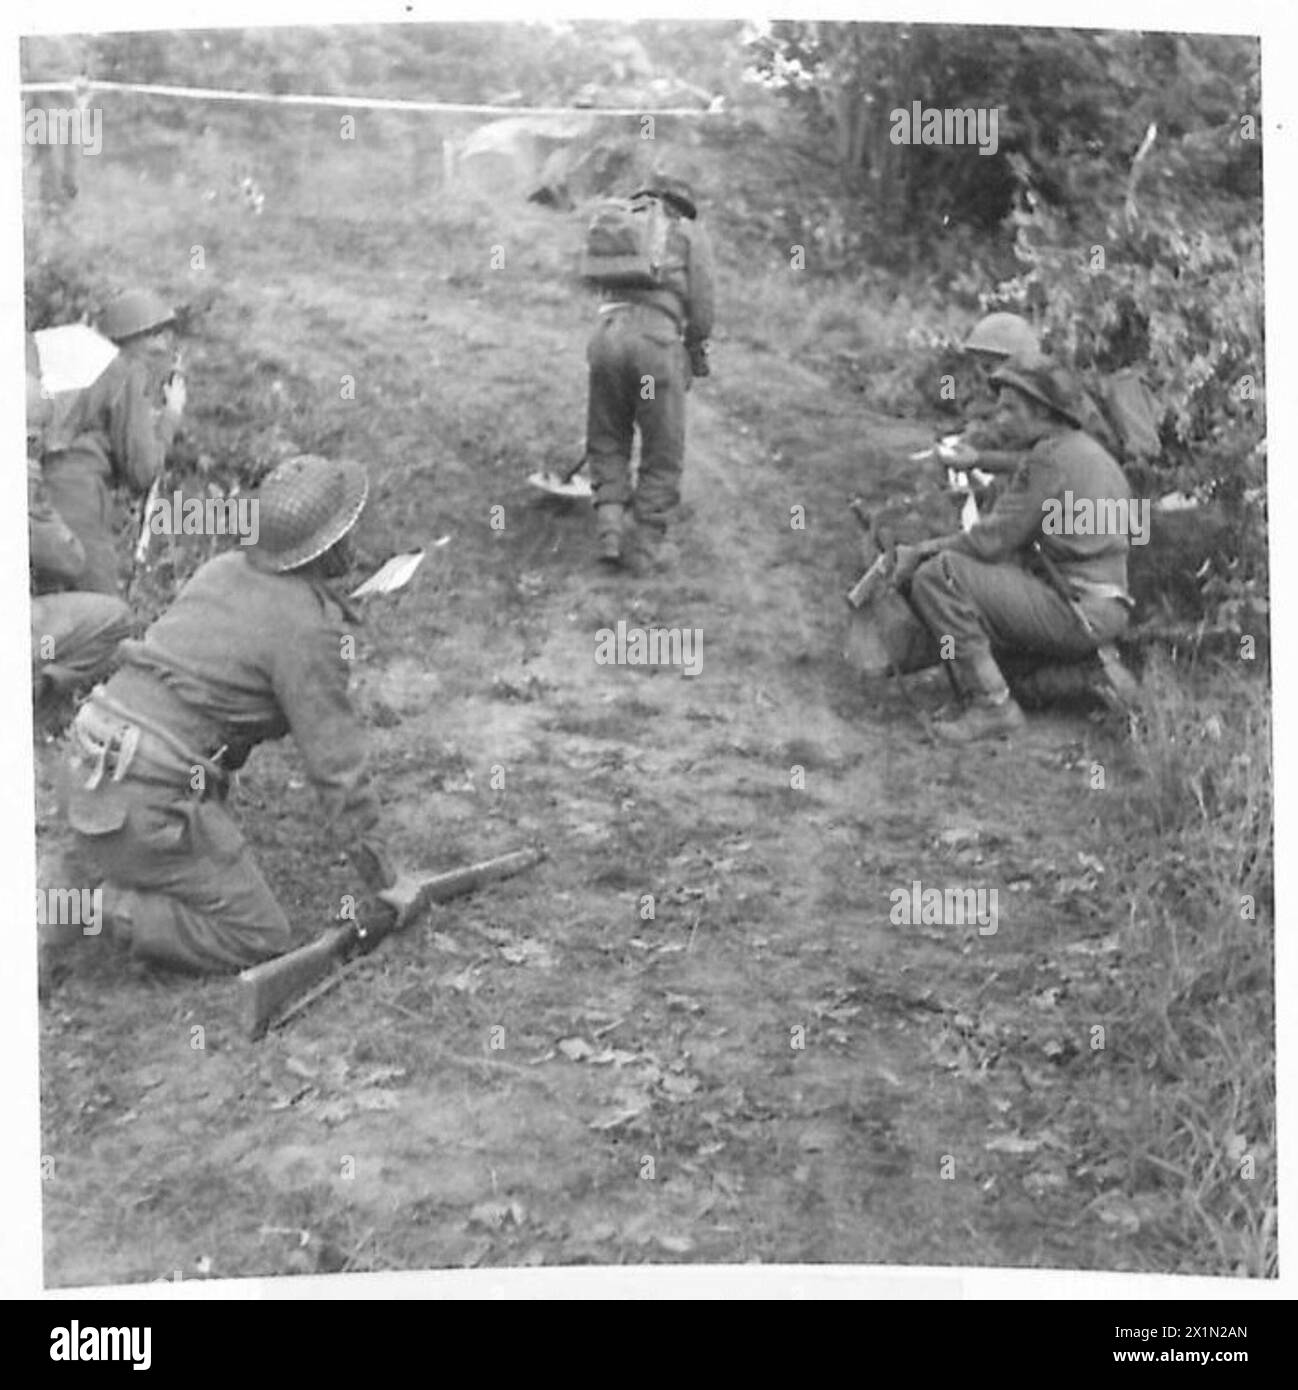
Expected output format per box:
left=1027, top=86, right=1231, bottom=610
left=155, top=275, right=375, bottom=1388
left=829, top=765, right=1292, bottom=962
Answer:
left=55, top=454, right=395, bottom=972
left=893, top=359, right=1135, bottom=743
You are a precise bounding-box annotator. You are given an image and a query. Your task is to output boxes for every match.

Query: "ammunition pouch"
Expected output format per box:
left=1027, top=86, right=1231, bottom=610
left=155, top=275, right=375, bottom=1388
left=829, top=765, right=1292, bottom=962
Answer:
left=70, top=693, right=231, bottom=800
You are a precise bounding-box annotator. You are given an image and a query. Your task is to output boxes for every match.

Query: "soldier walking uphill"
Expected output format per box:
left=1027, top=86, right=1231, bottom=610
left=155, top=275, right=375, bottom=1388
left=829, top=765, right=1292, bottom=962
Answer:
left=892, top=360, right=1137, bottom=743
left=40, top=288, right=186, bottom=595
left=49, top=456, right=407, bottom=975
left=582, top=172, right=715, bottom=570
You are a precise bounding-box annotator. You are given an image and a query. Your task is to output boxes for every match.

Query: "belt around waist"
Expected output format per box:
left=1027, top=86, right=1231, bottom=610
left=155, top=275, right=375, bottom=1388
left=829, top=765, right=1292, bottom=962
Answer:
left=74, top=690, right=229, bottom=792
left=599, top=299, right=683, bottom=333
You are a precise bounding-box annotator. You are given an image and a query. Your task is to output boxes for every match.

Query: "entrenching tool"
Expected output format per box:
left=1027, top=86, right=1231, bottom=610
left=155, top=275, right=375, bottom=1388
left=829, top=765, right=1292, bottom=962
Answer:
left=527, top=448, right=593, bottom=499
left=237, top=845, right=545, bottom=1038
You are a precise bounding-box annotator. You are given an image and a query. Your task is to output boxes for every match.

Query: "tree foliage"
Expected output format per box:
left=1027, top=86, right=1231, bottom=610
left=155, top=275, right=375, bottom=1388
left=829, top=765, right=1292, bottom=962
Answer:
left=749, top=23, right=1265, bottom=625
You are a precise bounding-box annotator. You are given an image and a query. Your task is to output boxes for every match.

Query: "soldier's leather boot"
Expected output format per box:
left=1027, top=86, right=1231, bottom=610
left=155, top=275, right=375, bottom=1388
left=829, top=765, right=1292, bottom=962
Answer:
left=595, top=503, right=627, bottom=565
left=934, top=652, right=1026, bottom=743
left=626, top=521, right=678, bottom=576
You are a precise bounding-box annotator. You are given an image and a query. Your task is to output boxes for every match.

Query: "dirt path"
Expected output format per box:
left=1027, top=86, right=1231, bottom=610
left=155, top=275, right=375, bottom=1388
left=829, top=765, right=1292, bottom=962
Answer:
left=38, top=191, right=1152, bottom=1283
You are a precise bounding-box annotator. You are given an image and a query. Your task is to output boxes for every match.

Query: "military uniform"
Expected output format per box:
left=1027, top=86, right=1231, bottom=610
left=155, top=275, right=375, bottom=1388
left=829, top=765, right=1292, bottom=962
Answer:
left=58, top=456, right=378, bottom=974
left=41, top=353, right=176, bottom=594
left=29, top=455, right=132, bottom=696
left=908, top=427, right=1133, bottom=695
left=586, top=192, right=714, bottom=555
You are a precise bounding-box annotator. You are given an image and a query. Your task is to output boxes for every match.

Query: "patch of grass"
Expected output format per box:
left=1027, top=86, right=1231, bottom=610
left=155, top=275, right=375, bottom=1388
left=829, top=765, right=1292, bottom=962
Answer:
left=1093, top=653, right=1275, bottom=1274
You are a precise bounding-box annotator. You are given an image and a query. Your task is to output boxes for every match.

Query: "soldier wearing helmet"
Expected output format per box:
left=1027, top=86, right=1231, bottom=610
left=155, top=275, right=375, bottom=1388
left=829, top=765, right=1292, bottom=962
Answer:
left=39, top=288, right=186, bottom=594
left=963, top=311, right=1041, bottom=364
left=26, top=372, right=133, bottom=715
left=50, top=456, right=398, bottom=974
left=960, top=312, right=1163, bottom=471
left=891, top=358, right=1136, bottom=742
left=950, top=312, right=1047, bottom=476
left=584, top=166, right=715, bottom=570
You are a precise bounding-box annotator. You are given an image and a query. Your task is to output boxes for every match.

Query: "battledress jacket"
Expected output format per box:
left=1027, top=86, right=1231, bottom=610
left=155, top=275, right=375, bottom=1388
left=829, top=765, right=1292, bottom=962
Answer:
left=616, top=215, right=716, bottom=343
left=45, top=352, right=172, bottom=491
left=938, top=427, right=1133, bottom=591
left=83, top=549, right=379, bottom=838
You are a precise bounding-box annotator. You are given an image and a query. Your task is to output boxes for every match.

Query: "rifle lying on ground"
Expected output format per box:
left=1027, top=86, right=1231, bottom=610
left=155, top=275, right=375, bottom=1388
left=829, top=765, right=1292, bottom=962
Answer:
left=238, top=845, right=545, bottom=1038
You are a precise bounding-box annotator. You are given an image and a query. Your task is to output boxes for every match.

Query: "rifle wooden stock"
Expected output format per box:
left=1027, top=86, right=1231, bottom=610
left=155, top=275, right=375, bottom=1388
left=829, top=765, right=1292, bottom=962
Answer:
left=238, top=846, right=544, bottom=1038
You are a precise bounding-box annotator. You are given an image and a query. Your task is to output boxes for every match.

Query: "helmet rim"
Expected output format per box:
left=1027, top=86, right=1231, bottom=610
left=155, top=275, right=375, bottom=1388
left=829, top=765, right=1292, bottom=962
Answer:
left=249, top=455, right=370, bottom=574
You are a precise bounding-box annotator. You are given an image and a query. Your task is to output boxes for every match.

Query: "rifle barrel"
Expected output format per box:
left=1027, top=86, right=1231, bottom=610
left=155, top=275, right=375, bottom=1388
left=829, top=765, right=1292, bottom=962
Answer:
left=238, top=846, right=545, bottom=1038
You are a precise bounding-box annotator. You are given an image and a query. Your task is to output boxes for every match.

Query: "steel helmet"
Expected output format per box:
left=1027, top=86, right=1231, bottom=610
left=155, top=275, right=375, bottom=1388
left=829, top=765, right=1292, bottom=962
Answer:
left=97, top=289, right=176, bottom=343
left=631, top=171, right=698, bottom=220
left=964, top=312, right=1039, bottom=359
left=249, top=455, right=370, bottom=573
left=990, top=357, right=1083, bottom=428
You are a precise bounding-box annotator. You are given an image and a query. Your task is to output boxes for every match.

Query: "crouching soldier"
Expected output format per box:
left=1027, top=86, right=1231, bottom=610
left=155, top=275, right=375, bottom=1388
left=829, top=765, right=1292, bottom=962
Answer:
left=27, top=374, right=133, bottom=711
left=53, top=455, right=398, bottom=973
left=892, top=359, right=1136, bottom=743
left=40, top=288, right=185, bottom=594
left=582, top=169, right=715, bottom=570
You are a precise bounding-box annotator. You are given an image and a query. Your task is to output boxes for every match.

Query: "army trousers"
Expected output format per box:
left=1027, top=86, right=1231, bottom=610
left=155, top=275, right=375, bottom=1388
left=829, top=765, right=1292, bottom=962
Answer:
left=42, top=451, right=122, bottom=595
left=909, top=550, right=1130, bottom=671
left=31, top=592, right=132, bottom=694
left=585, top=304, right=690, bottom=529
left=61, top=698, right=291, bottom=974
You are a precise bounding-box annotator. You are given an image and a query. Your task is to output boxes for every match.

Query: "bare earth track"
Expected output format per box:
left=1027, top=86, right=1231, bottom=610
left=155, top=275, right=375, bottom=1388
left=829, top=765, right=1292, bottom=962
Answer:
left=36, top=172, right=1183, bottom=1284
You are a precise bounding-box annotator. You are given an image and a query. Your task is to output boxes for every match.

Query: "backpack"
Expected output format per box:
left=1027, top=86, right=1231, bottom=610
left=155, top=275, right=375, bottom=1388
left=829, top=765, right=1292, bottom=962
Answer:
left=1095, top=369, right=1163, bottom=463
left=580, top=194, right=673, bottom=290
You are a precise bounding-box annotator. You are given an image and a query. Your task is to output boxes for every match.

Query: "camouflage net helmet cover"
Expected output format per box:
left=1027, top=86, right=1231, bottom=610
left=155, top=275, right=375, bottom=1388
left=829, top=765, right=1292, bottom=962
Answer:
left=249, top=455, right=370, bottom=573
left=97, top=288, right=176, bottom=343
left=964, top=312, right=1039, bottom=359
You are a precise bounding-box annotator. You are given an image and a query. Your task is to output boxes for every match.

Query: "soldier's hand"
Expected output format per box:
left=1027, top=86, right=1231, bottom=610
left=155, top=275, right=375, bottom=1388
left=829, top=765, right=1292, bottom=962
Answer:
left=376, top=874, right=423, bottom=931
left=892, top=539, right=945, bottom=587
left=163, top=372, right=187, bottom=418
left=891, top=544, right=924, bottom=588
left=936, top=435, right=978, bottom=465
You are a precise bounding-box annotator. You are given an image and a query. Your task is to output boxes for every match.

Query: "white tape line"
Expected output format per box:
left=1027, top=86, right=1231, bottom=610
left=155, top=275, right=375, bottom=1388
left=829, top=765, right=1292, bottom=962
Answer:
left=20, top=78, right=723, bottom=119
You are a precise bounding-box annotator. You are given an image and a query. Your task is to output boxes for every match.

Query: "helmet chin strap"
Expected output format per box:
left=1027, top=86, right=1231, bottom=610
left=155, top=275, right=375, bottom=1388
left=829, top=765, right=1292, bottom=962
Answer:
left=315, top=533, right=355, bottom=579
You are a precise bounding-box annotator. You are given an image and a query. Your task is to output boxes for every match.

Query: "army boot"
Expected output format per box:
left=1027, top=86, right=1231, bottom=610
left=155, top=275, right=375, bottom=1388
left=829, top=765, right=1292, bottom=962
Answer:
left=595, top=503, right=627, bottom=565
left=934, top=651, right=1026, bottom=743
left=626, top=520, right=679, bottom=576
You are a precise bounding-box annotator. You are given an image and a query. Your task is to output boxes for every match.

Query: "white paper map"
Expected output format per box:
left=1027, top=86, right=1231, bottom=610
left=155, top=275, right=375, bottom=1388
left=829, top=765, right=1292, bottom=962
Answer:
left=350, top=548, right=431, bottom=599
left=34, top=323, right=118, bottom=396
